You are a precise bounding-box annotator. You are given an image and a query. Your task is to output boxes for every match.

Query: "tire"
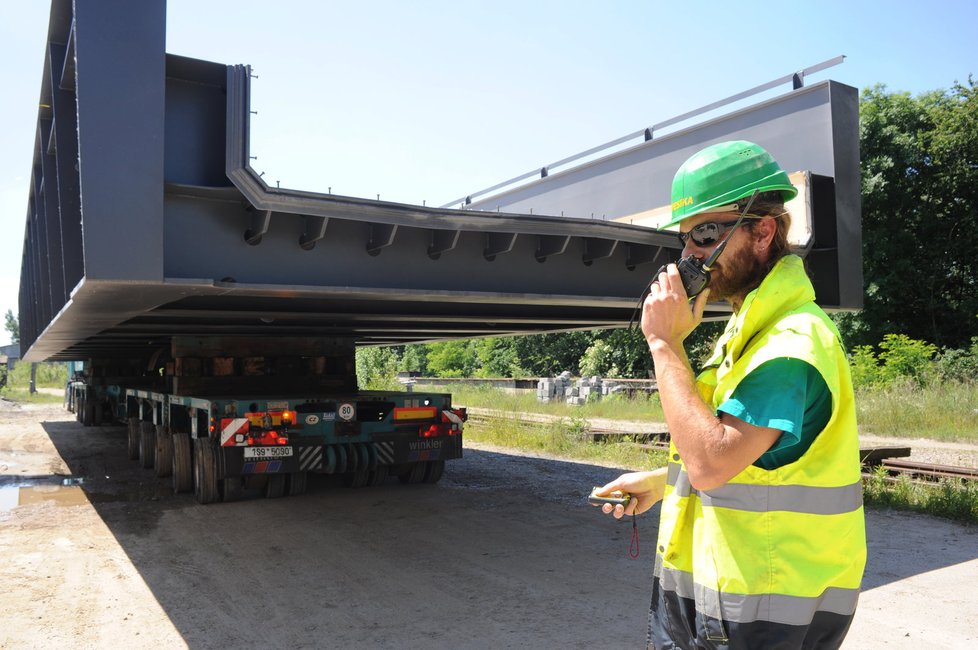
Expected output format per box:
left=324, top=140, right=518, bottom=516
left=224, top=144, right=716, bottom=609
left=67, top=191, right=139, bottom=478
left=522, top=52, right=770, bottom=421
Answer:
left=399, top=462, right=426, bottom=484
left=366, top=464, right=389, bottom=487
left=139, top=422, right=156, bottom=469
left=127, top=418, right=140, bottom=460
left=221, top=477, right=243, bottom=502
left=265, top=474, right=286, bottom=498
left=346, top=469, right=370, bottom=489
left=422, top=460, right=445, bottom=484
left=154, top=425, right=173, bottom=478
left=287, top=472, right=307, bottom=497
left=193, top=437, right=220, bottom=505
left=172, top=433, right=193, bottom=493
left=82, top=399, right=94, bottom=427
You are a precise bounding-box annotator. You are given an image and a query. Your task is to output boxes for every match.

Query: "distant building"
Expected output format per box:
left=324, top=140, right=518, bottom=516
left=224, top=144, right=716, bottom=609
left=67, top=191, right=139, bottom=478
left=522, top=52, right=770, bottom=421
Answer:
left=1, top=343, right=21, bottom=370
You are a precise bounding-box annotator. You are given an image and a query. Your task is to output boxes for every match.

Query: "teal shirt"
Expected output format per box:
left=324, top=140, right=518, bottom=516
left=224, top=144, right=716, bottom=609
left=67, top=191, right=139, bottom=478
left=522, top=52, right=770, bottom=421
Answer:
left=717, top=358, right=831, bottom=470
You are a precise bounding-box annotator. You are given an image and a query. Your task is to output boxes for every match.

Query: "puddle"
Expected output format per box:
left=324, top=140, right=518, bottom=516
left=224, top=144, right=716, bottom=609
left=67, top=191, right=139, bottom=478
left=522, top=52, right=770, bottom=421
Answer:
left=0, top=477, right=89, bottom=513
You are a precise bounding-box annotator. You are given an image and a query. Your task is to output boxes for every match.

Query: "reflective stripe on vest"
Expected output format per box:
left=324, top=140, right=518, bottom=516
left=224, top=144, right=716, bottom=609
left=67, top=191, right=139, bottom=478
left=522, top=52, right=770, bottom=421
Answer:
left=666, top=462, right=862, bottom=515
left=654, top=557, right=860, bottom=625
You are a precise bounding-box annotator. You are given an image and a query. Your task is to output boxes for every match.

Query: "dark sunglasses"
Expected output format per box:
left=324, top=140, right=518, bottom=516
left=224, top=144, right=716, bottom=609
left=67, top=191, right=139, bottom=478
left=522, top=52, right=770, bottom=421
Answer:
left=677, top=218, right=750, bottom=247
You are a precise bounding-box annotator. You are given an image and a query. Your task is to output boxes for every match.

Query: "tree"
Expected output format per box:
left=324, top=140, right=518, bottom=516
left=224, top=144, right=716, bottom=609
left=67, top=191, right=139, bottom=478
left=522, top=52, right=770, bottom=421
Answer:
left=426, top=340, right=479, bottom=377
left=841, top=79, right=978, bottom=349
left=4, top=310, right=18, bottom=344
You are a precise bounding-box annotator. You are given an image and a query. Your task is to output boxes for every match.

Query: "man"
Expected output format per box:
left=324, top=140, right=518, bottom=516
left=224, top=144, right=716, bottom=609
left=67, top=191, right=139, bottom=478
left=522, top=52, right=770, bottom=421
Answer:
left=595, top=141, right=866, bottom=649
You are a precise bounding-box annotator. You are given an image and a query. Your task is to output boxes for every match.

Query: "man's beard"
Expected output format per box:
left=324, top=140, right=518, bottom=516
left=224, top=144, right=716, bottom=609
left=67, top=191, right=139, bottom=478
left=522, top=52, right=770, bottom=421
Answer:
left=707, top=244, right=768, bottom=303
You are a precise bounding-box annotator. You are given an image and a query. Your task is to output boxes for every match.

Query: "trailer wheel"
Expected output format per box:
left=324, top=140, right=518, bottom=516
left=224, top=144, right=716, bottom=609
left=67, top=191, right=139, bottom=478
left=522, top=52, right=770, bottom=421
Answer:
left=94, top=400, right=104, bottom=426
left=265, top=474, right=286, bottom=498
left=346, top=469, right=370, bottom=489
left=422, top=460, right=445, bottom=484
left=287, top=472, right=307, bottom=497
left=221, top=477, right=243, bottom=502
left=127, top=418, right=140, bottom=460
left=172, top=433, right=193, bottom=493
left=154, top=425, right=173, bottom=478
left=83, top=399, right=95, bottom=427
left=193, top=438, right=219, bottom=505
left=367, top=464, right=388, bottom=487
left=399, top=462, right=425, bottom=484
left=139, top=422, right=156, bottom=469
left=335, top=445, right=348, bottom=474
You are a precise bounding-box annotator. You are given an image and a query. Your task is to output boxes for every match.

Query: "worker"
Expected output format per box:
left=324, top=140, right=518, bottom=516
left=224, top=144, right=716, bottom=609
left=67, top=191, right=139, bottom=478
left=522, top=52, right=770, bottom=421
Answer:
left=594, top=140, right=866, bottom=649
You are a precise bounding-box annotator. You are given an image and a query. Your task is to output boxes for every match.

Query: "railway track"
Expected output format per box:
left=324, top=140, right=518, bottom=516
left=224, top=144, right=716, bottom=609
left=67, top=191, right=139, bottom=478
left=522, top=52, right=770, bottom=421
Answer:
left=464, top=407, right=978, bottom=484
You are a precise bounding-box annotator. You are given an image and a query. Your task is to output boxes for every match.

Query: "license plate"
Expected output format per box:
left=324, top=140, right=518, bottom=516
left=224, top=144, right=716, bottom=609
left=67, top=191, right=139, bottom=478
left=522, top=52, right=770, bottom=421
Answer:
left=243, top=446, right=294, bottom=459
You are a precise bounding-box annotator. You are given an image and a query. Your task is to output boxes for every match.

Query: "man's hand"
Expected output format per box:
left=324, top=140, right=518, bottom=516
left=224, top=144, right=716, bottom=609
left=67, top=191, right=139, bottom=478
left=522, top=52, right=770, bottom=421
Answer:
left=641, top=264, right=710, bottom=348
left=592, top=468, right=668, bottom=520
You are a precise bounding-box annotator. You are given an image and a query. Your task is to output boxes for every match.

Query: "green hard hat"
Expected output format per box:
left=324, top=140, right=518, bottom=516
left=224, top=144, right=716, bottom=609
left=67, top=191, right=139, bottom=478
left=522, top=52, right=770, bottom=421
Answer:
left=663, top=140, right=798, bottom=229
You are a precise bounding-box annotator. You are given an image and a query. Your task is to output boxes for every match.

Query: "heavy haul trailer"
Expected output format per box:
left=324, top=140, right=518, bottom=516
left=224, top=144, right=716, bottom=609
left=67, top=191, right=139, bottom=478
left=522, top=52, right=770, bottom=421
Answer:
left=119, top=337, right=466, bottom=503
left=18, top=1, right=861, bottom=504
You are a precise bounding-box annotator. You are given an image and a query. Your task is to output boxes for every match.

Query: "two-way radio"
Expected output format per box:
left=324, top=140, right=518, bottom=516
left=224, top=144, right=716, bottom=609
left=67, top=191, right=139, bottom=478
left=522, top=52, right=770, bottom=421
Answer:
left=627, top=190, right=760, bottom=329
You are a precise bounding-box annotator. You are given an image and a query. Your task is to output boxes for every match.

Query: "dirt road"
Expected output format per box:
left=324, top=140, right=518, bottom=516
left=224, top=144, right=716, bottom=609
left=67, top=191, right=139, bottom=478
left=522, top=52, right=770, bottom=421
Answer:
left=1, top=401, right=976, bottom=649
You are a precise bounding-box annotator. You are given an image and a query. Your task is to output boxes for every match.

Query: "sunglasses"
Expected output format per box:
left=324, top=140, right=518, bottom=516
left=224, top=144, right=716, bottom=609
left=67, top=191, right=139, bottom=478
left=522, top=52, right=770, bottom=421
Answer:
left=677, top=218, right=753, bottom=247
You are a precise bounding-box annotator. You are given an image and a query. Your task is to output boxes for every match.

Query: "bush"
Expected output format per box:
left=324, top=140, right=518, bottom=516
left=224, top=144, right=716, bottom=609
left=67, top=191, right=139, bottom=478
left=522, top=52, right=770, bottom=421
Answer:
left=932, top=337, right=978, bottom=383
left=355, top=346, right=402, bottom=390
left=849, top=334, right=938, bottom=388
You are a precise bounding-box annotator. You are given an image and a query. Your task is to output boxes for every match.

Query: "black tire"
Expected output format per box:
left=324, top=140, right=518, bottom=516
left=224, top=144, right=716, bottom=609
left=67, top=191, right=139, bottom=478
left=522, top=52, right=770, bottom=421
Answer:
left=154, top=425, right=173, bottom=478
left=265, top=474, right=286, bottom=498
left=346, top=469, right=370, bottom=489
left=127, top=418, right=140, bottom=460
left=399, top=462, right=426, bottom=484
left=287, top=472, right=307, bottom=497
left=139, top=422, right=156, bottom=469
left=366, top=464, right=389, bottom=487
left=193, top=437, right=220, bottom=505
left=221, top=477, right=243, bottom=502
left=94, top=400, right=105, bottom=426
left=82, top=399, right=95, bottom=427
left=335, top=445, right=348, bottom=474
left=172, top=433, right=193, bottom=493
left=422, top=460, right=445, bottom=484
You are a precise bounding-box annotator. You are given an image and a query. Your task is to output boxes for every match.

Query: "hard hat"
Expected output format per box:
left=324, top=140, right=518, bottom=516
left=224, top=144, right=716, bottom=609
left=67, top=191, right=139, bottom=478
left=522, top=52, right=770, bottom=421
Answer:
left=663, top=140, right=798, bottom=229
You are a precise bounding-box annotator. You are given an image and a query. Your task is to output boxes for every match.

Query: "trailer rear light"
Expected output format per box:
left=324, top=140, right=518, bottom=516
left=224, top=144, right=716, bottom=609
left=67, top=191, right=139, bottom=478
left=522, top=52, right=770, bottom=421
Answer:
left=245, top=410, right=298, bottom=428
left=394, top=406, right=438, bottom=421
left=420, top=423, right=459, bottom=438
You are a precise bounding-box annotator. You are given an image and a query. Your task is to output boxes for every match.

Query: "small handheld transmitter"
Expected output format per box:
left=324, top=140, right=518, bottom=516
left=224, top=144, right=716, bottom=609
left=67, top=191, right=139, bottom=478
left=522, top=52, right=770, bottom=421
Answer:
left=627, top=190, right=761, bottom=329
left=588, top=487, right=631, bottom=507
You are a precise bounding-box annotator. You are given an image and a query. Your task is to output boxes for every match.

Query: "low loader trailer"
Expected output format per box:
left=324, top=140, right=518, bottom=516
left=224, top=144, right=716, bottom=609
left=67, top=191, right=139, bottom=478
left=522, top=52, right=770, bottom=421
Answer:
left=64, top=337, right=465, bottom=504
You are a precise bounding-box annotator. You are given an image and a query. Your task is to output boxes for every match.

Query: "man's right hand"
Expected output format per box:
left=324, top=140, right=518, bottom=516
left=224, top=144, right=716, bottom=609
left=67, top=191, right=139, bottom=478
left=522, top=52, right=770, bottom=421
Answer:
left=593, top=468, right=668, bottom=519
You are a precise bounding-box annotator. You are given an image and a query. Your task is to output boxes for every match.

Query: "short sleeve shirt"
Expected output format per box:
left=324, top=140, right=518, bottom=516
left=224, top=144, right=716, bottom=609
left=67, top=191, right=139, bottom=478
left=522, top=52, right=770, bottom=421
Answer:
left=716, top=358, right=832, bottom=470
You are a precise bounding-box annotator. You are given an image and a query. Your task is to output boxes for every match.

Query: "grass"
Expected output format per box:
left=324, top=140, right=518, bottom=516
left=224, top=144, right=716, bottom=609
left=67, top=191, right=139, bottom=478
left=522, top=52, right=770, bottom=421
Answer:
left=463, top=408, right=668, bottom=471
left=427, top=383, right=666, bottom=422
left=444, top=383, right=977, bottom=525
left=0, top=386, right=65, bottom=403
left=863, top=465, right=978, bottom=525
left=856, top=380, right=978, bottom=442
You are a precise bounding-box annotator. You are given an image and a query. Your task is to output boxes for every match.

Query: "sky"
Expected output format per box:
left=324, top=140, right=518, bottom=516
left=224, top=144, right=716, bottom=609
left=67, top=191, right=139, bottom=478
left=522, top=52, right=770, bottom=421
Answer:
left=1, top=0, right=976, bottom=347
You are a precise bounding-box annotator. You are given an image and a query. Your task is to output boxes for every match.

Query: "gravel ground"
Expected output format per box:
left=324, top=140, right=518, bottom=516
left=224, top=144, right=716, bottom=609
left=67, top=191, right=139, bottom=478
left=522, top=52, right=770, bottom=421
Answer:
left=1, top=400, right=976, bottom=649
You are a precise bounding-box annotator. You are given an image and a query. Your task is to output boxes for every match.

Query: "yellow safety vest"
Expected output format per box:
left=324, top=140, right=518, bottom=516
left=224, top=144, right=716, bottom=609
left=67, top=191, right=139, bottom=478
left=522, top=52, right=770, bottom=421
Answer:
left=652, top=255, right=866, bottom=646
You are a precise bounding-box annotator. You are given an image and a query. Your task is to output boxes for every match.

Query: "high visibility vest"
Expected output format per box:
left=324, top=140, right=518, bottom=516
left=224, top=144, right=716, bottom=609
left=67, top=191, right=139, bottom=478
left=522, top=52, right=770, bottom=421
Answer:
left=651, top=255, right=866, bottom=647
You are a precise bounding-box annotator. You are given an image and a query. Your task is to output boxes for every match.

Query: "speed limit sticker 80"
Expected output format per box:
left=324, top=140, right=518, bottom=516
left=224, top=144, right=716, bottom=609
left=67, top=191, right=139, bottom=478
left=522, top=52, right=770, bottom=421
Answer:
left=338, top=403, right=355, bottom=421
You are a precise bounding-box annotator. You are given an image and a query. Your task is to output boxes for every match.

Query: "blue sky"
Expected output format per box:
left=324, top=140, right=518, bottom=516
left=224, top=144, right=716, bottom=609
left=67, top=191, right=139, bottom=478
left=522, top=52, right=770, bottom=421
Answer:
left=1, top=0, right=976, bottom=346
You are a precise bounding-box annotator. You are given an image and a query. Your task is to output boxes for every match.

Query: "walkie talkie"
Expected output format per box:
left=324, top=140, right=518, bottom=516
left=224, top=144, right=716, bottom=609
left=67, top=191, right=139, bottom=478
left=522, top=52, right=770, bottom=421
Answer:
left=628, top=190, right=760, bottom=329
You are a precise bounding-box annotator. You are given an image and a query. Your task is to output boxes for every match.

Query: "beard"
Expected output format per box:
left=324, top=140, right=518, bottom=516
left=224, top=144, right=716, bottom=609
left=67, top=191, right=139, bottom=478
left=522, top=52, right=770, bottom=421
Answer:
left=707, top=243, right=769, bottom=303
